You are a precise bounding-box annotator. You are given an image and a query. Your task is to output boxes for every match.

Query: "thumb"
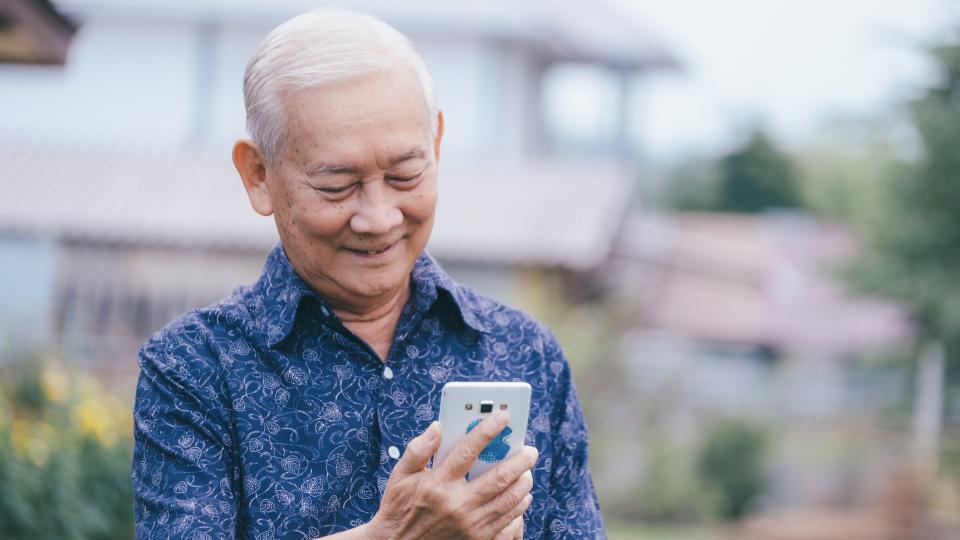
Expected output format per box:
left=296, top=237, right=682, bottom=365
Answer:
left=392, top=421, right=441, bottom=477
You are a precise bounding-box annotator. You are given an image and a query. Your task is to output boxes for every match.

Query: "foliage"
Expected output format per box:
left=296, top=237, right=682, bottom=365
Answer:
left=635, top=439, right=715, bottom=523
left=795, top=117, right=907, bottom=233
left=668, top=129, right=802, bottom=213
left=664, top=158, right=722, bottom=211
left=716, top=130, right=802, bottom=213
left=696, top=421, right=768, bottom=520
left=847, top=39, right=960, bottom=395
left=0, top=357, right=134, bottom=540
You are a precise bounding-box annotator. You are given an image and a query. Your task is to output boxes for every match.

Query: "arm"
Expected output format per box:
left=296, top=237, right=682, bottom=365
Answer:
left=131, top=334, right=239, bottom=539
left=540, top=334, right=607, bottom=539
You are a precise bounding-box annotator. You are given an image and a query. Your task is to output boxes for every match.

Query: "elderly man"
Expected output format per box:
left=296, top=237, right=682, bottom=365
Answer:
left=131, top=8, right=605, bottom=539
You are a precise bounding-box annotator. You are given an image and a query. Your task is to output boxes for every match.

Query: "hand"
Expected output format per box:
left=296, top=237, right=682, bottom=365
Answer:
left=366, top=412, right=537, bottom=540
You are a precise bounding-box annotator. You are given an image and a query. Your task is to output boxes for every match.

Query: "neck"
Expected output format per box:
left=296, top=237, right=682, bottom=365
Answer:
left=329, top=282, right=411, bottom=362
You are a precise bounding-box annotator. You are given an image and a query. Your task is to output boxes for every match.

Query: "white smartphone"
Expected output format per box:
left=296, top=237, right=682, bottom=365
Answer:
left=433, top=381, right=532, bottom=481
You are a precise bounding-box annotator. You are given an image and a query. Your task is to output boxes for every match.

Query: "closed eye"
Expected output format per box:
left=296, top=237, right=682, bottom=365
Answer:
left=311, top=183, right=359, bottom=199
left=315, top=185, right=353, bottom=193
left=387, top=171, right=424, bottom=186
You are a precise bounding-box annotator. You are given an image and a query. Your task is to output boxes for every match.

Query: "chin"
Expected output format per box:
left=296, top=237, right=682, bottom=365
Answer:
left=344, top=268, right=405, bottom=297
left=348, top=280, right=402, bottom=300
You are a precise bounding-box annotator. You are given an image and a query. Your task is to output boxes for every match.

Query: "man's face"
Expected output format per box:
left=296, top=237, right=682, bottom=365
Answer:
left=265, top=68, right=440, bottom=308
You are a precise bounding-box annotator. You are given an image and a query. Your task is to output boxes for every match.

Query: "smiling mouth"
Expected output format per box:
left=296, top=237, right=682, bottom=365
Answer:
left=345, top=240, right=399, bottom=257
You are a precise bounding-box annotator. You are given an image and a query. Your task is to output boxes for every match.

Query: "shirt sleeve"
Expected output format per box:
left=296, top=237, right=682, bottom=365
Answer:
left=131, top=329, right=239, bottom=540
left=540, top=333, right=607, bottom=539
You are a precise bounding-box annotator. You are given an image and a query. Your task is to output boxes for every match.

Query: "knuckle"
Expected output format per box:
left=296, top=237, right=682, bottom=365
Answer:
left=500, top=486, right=521, bottom=508
left=418, top=479, right=442, bottom=504
left=453, top=443, right=476, bottom=465
left=493, top=466, right=514, bottom=488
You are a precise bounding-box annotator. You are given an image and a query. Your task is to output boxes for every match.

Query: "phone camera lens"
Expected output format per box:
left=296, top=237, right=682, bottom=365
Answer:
left=480, top=401, right=494, bottom=413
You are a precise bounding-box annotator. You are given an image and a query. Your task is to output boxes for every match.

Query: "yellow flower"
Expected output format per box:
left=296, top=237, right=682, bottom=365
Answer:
left=10, top=419, right=56, bottom=465
left=41, top=368, right=69, bottom=403
left=73, top=397, right=118, bottom=448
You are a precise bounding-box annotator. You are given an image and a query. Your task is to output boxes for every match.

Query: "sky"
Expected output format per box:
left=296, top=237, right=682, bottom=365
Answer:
left=601, top=0, right=959, bottom=163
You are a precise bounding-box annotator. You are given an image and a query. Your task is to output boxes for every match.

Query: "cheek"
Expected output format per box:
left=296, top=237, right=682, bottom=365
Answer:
left=284, top=197, right=352, bottom=240
left=405, top=183, right=438, bottom=223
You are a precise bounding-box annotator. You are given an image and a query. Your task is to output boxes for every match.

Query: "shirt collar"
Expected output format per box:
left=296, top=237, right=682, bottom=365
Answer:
left=409, top=251, right=491, bottom=335
left=248, top=243, right=490, bottom=349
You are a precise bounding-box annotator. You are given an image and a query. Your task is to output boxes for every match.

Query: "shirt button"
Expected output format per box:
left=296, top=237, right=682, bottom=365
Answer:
left=383, top=366, right=394, bottom=380
left=388, top=445, right=400, bottom=459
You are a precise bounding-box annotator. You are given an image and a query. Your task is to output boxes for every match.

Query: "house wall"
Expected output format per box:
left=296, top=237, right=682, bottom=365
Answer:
left=0, top=234, right=58, bottom=354
left=0, top=11, right=547, bottom=161
left=52, top=242, right=267, bottom=368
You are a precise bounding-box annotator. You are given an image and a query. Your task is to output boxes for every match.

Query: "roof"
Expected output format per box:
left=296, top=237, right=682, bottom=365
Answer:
left=432, top=160, right=633, bottom=270
left=0, top=141, right=633, bottom=270
left=618, top=211, right=911, bottom=356
left=0, top=0, right=76, bottom=64
left=54, top=0, right=679, bottom=70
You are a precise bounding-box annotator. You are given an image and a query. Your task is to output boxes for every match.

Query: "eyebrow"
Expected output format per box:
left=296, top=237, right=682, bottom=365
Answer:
left=305, top=147, right=429, bottom=177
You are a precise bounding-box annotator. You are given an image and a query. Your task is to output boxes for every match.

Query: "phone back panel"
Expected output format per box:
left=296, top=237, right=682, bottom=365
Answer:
left=434, top=382, right=532, bottom=481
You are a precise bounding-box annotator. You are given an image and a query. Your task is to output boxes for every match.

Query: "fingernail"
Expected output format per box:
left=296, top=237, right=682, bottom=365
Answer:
left=492, top=411, right=509, bottom=425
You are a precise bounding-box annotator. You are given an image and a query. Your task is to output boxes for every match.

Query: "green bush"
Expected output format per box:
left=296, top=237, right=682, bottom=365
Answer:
left=0, top=359, right=133, bottom=540
left=696, top=421, right=768, bottom=520
left=637, top=440, right=716, bottom=523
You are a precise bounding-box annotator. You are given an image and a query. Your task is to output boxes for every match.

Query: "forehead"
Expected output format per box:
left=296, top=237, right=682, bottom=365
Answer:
left=279, top=68, right=432, bottom=165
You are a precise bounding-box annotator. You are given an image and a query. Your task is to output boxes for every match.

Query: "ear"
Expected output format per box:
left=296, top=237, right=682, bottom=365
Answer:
left=233, top=139, right=274, bottom=217
left=433, top=110, right=444, bottom=163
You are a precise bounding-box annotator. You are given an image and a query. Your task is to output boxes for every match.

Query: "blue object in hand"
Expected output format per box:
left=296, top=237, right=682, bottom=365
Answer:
left=466, top=418, right=512, bottom=462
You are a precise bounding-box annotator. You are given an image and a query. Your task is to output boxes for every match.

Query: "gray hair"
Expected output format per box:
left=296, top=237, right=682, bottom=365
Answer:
left=243, top=8, right=437, bottom=162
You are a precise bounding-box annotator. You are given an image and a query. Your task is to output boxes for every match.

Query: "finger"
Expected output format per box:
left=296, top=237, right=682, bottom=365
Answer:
left=486, top=493, right=532, bottom=538
left=437, top=411, right=510, bottom=480
left=478, top=468, right=533, bottom=520
left=391, top=421, right=441, bottom=477
left=471, top=446, right=537, bottom=502
left=492, top=516, right=523, bottom=540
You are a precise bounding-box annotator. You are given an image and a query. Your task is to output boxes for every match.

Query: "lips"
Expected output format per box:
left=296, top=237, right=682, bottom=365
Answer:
left=344, top=239, right=400, bottom=257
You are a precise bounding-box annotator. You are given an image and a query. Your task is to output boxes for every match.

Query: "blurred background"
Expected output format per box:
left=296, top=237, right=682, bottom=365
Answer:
left=1, top=0, right=960, bottom=538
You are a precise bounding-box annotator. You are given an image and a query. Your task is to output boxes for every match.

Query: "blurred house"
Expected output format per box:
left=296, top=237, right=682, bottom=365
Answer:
left=616, top=211, right=910, bottom=417
left=0, top=0, right=676, bottom=366
left=609, top=211, right=913, bottom=507
left=0, top=0, right=75, bottom=64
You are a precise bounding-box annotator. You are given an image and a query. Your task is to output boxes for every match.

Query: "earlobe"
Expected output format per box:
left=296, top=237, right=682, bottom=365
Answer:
left=233, top=139, right=274, bottom=217
left=433, top=110, right=444, bottom=162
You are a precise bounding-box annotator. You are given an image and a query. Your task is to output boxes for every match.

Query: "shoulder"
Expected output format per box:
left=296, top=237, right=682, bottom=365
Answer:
left=453, top=283, right=560, bottom=352
left=137, top=288, right=253, bottom=392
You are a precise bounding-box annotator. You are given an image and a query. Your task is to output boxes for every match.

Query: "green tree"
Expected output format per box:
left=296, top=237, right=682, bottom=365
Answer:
left=840, top=39, right=960, bottom=487
left=716, top=130, right=802, bottom=213
left=851, top=40, right=960, bottom=394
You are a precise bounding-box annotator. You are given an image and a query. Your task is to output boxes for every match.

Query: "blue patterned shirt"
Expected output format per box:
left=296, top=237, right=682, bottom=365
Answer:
left=131, top=244, right=605, bottom=539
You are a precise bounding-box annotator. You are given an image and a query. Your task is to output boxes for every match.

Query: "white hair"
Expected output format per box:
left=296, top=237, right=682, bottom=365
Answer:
left=243, top=8, right=437, bottom=161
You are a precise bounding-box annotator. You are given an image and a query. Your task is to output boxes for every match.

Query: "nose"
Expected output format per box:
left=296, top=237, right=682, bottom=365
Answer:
left=349, top=180, right=403, bottom=235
